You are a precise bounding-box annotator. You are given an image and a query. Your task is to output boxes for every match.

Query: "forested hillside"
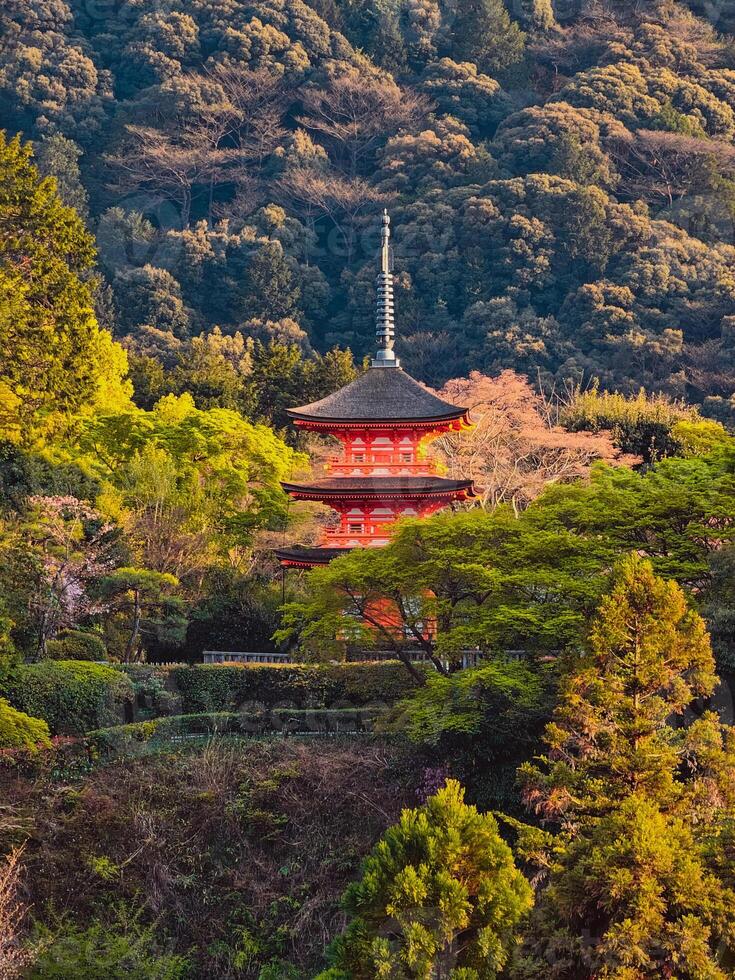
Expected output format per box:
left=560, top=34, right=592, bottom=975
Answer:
left=11, top=3, right=735, bottom=976
left=4, top=0, right=735, bottom=411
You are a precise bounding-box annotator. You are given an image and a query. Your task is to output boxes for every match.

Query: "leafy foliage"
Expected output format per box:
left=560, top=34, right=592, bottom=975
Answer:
left=0, top=661, right=134, bottom=735
left=71, top=393, right=302, bottom=579
left=171, top=661, right=424, bottom=713
left=0, top=133, right=127, bottom=437
left=29, top=907, right=189, bottom=980
left=46, top=629, right=107, bottom=662
left=515, top=555, right=735, bottom=977
left=0, top=697, right=51, bottom=751
left=4, top=2, right=735, bottom=407
left=322, top=779, right=532, bottom=979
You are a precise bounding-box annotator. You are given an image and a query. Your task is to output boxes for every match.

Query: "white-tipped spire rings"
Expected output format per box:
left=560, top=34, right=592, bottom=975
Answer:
left=372, top=209, right=400, bottom=368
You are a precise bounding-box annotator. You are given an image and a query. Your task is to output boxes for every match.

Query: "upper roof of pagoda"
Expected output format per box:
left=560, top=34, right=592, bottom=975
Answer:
left=288, top=211, right=471, bottom=430
left=288, top=367, right=469, bottom=427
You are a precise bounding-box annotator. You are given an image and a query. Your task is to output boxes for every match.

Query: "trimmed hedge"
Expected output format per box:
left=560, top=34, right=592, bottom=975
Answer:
left=46, top=629, right=107, bottom=661
left=0, top=696, right=52, bottom=751
left=86, top=707, right=386, bottom=757
left=86, top=713, right=239, bottom=755
left=169, top=661, right=424, bottom=713
left=0, top=661, right=134, bottom=735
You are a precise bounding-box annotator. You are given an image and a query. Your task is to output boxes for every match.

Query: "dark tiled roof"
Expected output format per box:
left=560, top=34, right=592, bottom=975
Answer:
left=275, top=546, right=351, bottom=566
left=282, top=476, right=475, bottom=497
left=289, top=368, right=468, bottom=423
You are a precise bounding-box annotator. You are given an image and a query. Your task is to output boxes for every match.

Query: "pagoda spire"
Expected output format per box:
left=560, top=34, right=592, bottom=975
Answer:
left=372, top=209, right=400, bottom=368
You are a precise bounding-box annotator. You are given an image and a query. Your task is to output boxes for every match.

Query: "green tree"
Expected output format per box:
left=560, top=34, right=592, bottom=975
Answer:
left=321, top=780, right=532, bottom=979
left=34, top=134, right=89, bottom=216
left=71, top=393, right=303, bottom=580
left=0, top=495, right=117, bottom=658
left=704, top=544, right=735, bottom=670
left=0, top=133, right=111, bottom=435
left=515, top=555, right=735, bottom=977
left=170, top=328, right=253, bottom=411
left=391, top=660, right=551, bottom=811
left=97, top=568, right=186, bottom=663
left=278, top=508, right=607, bottom=678
left=560, top=387, right=701, bottom=461
left=450, top=0, right=525, bottom=74
left=531, top=450, right=735, bottom=590
left=114, top=266, right=191, bottom=339
left=419, top=60, right=507, bottom=138
left=518, top=0, right=554, bottom=31
left=240, top=242, right=301, bottom=321
left=246, top=340, right=357, bottom=431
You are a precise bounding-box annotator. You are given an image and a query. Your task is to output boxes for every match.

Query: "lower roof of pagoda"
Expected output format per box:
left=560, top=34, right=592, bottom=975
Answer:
left=275, top=546, right=351, bottom=568
left=281, top=476, right=476, bottom=501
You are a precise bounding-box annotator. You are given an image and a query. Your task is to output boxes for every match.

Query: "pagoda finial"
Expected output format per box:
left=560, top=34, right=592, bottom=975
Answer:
left=372, top=209, right=400, bottom=368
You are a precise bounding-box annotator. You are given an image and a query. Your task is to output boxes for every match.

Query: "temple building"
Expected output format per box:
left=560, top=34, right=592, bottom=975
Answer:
left=275, top=211, right=475, bottom=570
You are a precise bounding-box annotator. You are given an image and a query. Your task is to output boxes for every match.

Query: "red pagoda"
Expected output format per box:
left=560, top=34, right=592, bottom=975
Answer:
left=276, top=212, right=475, bottom=570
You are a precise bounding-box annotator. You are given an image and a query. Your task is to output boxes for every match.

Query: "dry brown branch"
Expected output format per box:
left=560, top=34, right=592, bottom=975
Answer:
left=610, top=129, right=735, bottom=206
left=108, top=125, right=238, bottom=226
left=204, top=63, right=290, bottom=163
left=0, top=844, right=34, bottom=979
left=298, top=68, right=428, bottom=177
left=277, top=166, right=381, bottom=260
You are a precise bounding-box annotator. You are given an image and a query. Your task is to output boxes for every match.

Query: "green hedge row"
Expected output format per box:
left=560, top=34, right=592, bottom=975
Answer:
left=86, top=707, right=386, bottom=757
left=169, top=661, right=424, bottom=713
left=0, top=660, right=420, bottom=737
left=0, top=661, right=134, bottom=736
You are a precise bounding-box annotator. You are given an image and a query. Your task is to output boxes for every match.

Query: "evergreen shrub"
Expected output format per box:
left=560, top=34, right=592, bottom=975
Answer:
left=0, top=661, right=134, bottom=735
left=0, top=696, right=51, bottom=750
left=86, top=707, right=388, bottom=756
left=170, top=661, right=423, bottom=713
left=29, top=907, right=189, bottom=979
left=116, top=665, right=182, bottom=718
left=46, top=629, right=107, bottom=661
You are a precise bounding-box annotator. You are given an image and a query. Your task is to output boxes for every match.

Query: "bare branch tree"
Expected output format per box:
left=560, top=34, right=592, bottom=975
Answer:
left=298, top=67, right=428, bottom=177
left=610, top=129, right=735, bottom=207
left=277, top=166, right=381, bottom=263
left=108, top=125, right=237, bottom=227
left=205, top=63, right=291, bottom=164
left=432, top=370, right=638, bottom=514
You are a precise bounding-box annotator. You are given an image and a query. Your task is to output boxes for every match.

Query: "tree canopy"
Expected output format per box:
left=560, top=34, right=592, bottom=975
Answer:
left=4, top=2, right=735, bottom=416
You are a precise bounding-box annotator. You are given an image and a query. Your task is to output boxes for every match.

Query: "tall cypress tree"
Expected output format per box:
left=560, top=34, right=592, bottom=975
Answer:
left=514, top=554, right=735, bottom=978
left=0, top=133, right=109, bottom=437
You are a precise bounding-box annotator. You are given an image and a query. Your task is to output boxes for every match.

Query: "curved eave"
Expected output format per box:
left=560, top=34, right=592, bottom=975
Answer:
left=275, top=546, right=351, bottom=568
left=281, top=482, right=476, bottom=502
left=288, top=412, right=472, bottom=431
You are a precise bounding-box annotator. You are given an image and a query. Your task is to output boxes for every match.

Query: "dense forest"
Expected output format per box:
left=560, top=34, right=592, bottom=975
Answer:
left=6, top=0, right=735, bottom=404
left=7, top=0, right=735, bottom=977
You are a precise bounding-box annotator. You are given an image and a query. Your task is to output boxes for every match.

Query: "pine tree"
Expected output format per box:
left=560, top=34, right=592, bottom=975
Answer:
left=515, top=554, right=735, bottom=978
left=0, top=133, right=119, bottom=437
left=320, top=779, right=532, bottom=979
left=450, top=0, right=525, bottom=74
left=240, top=241, right=302, bottom=321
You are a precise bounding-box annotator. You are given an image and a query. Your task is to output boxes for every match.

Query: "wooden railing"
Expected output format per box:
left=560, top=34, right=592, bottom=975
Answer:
left=203, top=651, right=291, bottom=664
left=201, top=650, right=534, bottom=667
